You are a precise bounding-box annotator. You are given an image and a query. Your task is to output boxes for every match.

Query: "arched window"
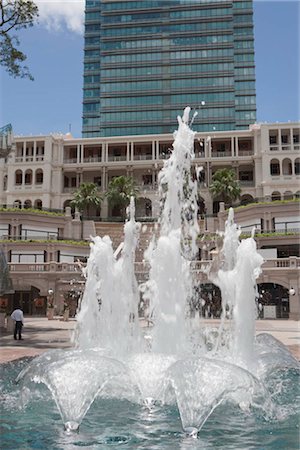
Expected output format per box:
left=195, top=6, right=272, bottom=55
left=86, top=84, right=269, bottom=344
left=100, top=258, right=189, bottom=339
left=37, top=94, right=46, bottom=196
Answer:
left=271, top=191, right=281, bottom=201
left=282, top=158, right=292, bottom=175
left=240, top=194, right=254, bottom=205
left=283, top=191, right=293, bottom=200
left=35, top=169, right=43, bottom=184
left=25, top=169, right=33, bottom=184
left=24, top=199, right=32, bottom=208
left=34, top=199, right=42, bottom=210
left=270, top=159, right=280, bottom=175
left=15, top=170, right=23, bottom=185
left=294, top=158, right=300, bottom=175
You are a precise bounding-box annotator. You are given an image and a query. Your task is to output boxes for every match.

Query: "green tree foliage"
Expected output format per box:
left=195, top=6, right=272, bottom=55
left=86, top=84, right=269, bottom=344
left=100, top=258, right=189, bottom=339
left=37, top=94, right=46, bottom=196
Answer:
left=0, top=0, right=38, bottom=79
left=209, top=168, right=241, bottom=206
left=106, top=176, right=139, bottom=219
left=70, top=183, right=102, bottom=217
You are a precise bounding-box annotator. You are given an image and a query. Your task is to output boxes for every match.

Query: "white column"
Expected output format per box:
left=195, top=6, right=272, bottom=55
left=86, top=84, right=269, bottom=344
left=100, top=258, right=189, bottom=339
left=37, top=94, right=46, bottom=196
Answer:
left=102, top=167, right=106, bottom=191
left=152, top=140, right=156, bottom=160
left=127, top=142, right=130, bottom=161
left=33, top=141, right=37, bottom=160
left=105, top=142, right=108, bottom=162
left=234, top=136, right=238, bottom=157
left=278, top=129, right=282, bottom=151
left=231, top=136, right=237, bottom=157
left=130, top=142, right=134, bottom=161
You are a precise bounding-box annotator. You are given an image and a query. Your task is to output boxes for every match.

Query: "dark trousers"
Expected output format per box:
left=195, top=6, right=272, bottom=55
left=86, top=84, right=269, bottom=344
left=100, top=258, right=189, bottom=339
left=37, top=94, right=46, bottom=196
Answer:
left=14, top=321, right=23, bottom=340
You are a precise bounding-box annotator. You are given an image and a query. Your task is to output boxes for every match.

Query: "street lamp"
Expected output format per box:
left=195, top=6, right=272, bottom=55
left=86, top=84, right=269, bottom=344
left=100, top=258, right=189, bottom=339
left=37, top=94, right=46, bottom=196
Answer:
left=289, top=287, right=295, bottom=296
left=47, top=289, right=55, bottom=320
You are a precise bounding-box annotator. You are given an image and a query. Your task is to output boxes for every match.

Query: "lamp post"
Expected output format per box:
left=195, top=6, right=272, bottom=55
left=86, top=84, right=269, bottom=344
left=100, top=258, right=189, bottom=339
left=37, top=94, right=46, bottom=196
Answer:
left=47, top=288, right=55, bottom=320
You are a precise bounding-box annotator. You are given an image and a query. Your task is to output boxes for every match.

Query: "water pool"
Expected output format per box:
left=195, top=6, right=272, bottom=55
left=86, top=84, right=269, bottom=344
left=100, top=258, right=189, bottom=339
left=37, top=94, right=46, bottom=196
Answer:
left=1, top=357, right=299, bottom=450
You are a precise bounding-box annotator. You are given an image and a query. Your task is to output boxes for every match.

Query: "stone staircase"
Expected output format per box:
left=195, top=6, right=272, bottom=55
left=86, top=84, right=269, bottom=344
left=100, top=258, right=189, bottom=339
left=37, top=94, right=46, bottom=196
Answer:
left=93, top=221, right=158, bottom=264
left=94, top=222, right=124, bottom=250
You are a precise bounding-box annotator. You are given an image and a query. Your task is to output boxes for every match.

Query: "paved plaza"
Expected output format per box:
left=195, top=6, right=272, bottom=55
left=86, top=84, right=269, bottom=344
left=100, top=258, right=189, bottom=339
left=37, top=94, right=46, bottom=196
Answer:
left=0, top=317, right=299, bottom=364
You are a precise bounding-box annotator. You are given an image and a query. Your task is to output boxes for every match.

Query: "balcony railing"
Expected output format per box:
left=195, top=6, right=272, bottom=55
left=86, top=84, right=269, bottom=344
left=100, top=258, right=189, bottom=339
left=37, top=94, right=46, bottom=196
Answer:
left=8, top=262, right=80, bottom=273
left=239, top=180, right=255, bottom=186
left=63, top=187, right=76, bottom=193
left=83, top=156, right=102, bottom=163
left=211, top=151, right=232, bottom=158
left=238, top=150, right=254, bottom=156
left=137, top=183, right=157, bottom=191
left=64, top=158, right=77, bottom=164
left=133, top=154, right=153, bottom=161
left=107, top=155, right=127, bottom=162
left=7, top=258, right=300, bottom=277
left=262, top=258, right=300, bottom=268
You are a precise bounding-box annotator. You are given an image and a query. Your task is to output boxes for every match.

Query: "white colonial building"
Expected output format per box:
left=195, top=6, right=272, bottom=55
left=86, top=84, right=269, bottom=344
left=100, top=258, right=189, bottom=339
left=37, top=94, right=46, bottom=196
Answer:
left=0, top=122, right=299, bottom=319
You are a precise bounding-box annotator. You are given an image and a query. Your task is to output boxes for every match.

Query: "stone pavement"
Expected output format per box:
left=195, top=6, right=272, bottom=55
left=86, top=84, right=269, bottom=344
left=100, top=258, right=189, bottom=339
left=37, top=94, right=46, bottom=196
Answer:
left=0, top=317, right=299, bottom=364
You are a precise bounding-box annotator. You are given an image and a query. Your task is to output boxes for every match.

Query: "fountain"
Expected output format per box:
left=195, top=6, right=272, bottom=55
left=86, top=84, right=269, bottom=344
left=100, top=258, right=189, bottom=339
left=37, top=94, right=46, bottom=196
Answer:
left=1, top=108, right=299, bottom=448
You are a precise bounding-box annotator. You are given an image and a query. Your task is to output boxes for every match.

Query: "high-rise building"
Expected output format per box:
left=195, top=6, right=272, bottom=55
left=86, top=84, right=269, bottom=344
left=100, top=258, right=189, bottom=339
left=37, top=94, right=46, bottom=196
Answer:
left=82, top=0, right=256, bottom=137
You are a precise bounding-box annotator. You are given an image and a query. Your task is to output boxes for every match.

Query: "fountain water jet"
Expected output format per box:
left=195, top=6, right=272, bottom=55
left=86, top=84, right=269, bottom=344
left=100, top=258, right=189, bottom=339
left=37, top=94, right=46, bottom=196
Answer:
left=11, top=108, right=299, bottom=443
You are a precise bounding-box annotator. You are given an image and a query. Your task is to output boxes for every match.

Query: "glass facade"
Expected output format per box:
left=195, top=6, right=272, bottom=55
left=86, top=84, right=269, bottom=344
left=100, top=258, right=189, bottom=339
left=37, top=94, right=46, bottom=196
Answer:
left=82, top=0, right=256, bottom=137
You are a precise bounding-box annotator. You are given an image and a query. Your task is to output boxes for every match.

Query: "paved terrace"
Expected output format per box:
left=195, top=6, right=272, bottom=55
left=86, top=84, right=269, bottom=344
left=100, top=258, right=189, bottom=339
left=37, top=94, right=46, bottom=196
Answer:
left=0, top=317, right=299, bottom=364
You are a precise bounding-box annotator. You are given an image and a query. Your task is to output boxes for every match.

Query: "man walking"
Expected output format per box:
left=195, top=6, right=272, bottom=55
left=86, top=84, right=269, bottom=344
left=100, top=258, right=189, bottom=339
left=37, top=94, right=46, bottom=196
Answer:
left=11, top=305, right=24, bottom=340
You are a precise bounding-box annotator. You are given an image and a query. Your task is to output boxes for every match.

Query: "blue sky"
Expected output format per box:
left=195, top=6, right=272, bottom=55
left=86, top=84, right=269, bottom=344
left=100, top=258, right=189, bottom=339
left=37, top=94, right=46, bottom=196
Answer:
left=0, top=0, right=299, bottom=138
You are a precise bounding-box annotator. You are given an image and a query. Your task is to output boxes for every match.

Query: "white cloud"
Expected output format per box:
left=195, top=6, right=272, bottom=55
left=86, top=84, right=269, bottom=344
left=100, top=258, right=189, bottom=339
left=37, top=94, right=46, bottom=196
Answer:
left=36, top=0, right=85, bottom=34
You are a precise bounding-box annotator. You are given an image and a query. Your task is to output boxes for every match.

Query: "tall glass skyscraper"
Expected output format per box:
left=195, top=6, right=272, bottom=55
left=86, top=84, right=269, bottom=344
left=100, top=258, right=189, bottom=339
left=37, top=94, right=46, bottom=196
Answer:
left=82, top=0, right=256, bottom=137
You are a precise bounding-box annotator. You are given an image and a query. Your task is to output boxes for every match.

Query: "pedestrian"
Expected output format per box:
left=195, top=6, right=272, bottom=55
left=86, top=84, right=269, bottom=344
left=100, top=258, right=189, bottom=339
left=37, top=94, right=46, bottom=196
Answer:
left=11, top=305, right=24, bottom=340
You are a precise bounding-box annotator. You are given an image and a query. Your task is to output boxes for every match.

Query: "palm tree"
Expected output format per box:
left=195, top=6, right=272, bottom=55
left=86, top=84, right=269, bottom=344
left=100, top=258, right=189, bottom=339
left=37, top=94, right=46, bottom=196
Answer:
left=70, top=182, right=102, bottom=217
left=209, top=168, right=241, bottom=207
left=106, top=176, right=139, bottom=220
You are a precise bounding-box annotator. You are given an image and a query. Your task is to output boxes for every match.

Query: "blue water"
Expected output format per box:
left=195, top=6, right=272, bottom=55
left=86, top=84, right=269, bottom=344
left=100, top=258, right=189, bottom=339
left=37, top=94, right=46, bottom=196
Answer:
left=1, top=358, right=299, bottom=450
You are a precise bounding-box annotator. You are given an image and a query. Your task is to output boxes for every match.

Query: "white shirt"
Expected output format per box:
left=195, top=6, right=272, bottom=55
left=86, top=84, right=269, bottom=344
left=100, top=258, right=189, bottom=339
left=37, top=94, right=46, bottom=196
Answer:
left=11, top=309, right=24, bottom=322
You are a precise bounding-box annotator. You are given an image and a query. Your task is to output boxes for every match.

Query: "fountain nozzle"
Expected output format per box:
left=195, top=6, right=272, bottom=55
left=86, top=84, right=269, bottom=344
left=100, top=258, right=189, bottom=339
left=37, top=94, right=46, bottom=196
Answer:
left=64, top=421, right=80, bottom=433
left=184, top=427, right=198, bottom=438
